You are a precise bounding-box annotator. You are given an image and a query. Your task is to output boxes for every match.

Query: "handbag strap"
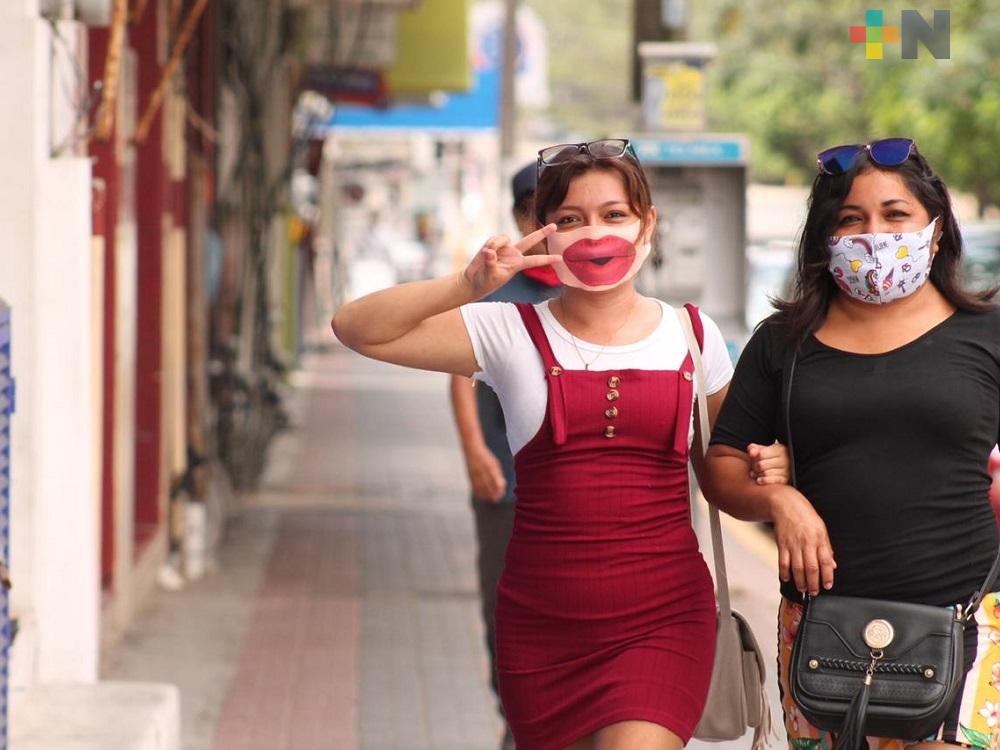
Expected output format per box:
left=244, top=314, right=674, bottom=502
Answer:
left=781, top=337, right=1000, bottom=619
left=676, top=306, right=732, bottom=618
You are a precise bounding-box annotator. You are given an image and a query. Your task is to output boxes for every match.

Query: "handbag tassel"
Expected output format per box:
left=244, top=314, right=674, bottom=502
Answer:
left=832, top=674, right=871, bottom=750
left=750, top=699, right=773, bottom=750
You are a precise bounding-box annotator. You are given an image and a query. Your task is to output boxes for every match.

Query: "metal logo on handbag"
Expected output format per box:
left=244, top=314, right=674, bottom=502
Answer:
left=780, top=347, right=1000, bottom=750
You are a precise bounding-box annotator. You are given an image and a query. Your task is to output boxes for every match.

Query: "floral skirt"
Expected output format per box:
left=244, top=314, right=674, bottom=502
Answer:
left=778, top=594, right=1000, bottom=749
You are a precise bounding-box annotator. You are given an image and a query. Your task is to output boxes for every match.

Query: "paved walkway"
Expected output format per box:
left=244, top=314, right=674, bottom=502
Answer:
left=104, top=344, right=787, bottom=750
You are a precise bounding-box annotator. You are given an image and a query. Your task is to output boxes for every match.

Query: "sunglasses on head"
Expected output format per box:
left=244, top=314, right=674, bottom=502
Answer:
left=536, top=138, right=639, bottom=179
left=816, top=138, right=917, bottom=175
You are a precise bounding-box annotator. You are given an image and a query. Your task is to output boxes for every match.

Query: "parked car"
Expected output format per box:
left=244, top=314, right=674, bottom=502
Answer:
left=745, top=240, right=795, bottom=330
left=961, top=223, right=1000, bottom=293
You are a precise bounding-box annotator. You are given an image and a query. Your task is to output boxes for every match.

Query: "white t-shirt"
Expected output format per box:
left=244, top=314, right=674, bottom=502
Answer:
left=460, top=299, right=734, bottom=455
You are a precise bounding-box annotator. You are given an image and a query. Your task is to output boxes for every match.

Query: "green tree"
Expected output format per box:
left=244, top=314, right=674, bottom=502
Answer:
left=697, top=0, right=1000, bottom=211
left=522, top=0, right=636, bottom=137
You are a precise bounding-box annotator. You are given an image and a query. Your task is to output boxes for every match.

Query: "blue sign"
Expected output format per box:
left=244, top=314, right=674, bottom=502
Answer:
left=632, top=138, right=745, bottom=165
left=330, top=66, right=499, bottom=130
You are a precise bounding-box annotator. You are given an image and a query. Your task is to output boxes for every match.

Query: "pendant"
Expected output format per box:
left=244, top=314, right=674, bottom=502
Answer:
left=584, top=364, right=590, bottom=370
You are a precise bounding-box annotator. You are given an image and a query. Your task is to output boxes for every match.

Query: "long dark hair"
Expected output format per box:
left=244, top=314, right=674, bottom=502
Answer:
left=775, top=149, right=995, bottom=344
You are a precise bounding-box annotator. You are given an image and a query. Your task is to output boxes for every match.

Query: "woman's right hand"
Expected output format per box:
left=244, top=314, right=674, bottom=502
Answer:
left=463, top=224, right=561, bottom=297
left=465, top=444, right=507, bottom=503
left=768, top=486, right=837, bottom=597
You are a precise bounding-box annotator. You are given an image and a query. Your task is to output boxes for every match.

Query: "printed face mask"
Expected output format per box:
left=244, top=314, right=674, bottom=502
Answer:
left=827, top=217, right=938, bottom=304
left=546, top=220, right=648, bottom=291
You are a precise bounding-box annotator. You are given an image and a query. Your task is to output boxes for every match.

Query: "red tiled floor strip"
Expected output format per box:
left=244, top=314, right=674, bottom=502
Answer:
left=214, top=513, right=360, bottom=750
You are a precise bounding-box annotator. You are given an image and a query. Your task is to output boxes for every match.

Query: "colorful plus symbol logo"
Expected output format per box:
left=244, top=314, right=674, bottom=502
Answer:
left=850, top=10, right=900, bottom=59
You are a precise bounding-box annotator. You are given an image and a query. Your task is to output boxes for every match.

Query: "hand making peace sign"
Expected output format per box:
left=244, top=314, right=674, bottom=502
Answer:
left=463, top=224, right=562, bottom=297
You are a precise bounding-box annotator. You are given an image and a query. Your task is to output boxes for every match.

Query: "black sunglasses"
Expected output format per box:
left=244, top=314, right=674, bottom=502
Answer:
left=536, top=138, right=639, bottom=178
left=816, top=138, right=917, bottom=175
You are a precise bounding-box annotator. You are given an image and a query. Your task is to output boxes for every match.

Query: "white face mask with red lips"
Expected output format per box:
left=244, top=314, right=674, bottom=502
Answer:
left=545, top=220, right=650, bottom=291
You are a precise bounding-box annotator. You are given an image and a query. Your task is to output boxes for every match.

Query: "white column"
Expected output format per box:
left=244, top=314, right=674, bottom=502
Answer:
left=0, top=10, right=100, bottom=686
left=34, top=158, right=100, bottom=682
left=0, top=2, right=41, bottom=22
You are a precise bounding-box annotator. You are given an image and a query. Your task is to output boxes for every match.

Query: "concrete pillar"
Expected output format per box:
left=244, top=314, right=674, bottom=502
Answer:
left=0, top=10, right=101, bottom=686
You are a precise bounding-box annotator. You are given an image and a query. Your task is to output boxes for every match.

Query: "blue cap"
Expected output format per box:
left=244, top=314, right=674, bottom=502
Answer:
left=511, top=162, right=537, bottom=206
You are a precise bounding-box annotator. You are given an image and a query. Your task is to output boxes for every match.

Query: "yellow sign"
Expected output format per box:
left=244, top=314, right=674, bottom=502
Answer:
left=644, top=61, right=706, bottom=132
left=386, top=0, right=472, bottom=95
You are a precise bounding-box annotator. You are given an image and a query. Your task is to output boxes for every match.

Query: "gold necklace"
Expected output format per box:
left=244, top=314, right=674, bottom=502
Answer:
left=558, top=297, right=640, bottom=370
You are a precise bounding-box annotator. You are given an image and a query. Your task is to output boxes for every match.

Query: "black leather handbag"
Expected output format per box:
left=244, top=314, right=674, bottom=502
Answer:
left=789, top=592, right=976, bottom=745
left=781, top=347, right=1000, bottom=749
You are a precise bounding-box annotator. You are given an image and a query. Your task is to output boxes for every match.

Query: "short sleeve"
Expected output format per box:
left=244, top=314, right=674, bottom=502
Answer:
left=459, top=302, right=523, bottom=390
left=710, top=319, right=783, bottom=450
left=699, top=312, right=735, bottom=396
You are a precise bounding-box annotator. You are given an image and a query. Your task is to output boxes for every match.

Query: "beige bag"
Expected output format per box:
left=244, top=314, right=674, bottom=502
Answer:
left=676, top=307, right=773, bottom=750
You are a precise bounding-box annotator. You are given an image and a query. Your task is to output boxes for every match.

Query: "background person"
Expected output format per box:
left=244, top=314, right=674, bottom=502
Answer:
left=449, top=163, right=561, bottom=750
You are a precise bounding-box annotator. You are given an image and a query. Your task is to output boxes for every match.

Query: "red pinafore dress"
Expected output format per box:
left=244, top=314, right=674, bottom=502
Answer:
left=495, top=303, right=717, bottom=750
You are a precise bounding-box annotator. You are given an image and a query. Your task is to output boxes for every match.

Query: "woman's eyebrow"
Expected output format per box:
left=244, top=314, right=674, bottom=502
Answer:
left=839, top=198, right=911, bottom=211
left=556, top=201, right=629, bottom=211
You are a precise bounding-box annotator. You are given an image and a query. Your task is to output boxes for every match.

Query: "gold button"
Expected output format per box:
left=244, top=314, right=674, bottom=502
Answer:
left=682, top=371, right=693, bottom=381
left=607, top=375, right=621, bottom=388
left=604, top=425, right=616, bottom=438
left=606, top=389, right=620, bottom=401
left=549, top=366, right=562, bottom=376
left=605, top=407, right=618, bottom=419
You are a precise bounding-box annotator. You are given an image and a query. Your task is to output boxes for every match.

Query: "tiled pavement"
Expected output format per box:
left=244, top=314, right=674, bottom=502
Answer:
left=104, top=344, right=786, bottom=750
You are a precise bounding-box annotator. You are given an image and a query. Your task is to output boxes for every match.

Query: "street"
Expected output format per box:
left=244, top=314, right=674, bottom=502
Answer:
left=105, top=342, right=787, bottom=750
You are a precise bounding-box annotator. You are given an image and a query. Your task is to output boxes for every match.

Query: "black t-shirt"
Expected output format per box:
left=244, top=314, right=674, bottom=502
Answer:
left=711, top=307, right=1000, bottom=605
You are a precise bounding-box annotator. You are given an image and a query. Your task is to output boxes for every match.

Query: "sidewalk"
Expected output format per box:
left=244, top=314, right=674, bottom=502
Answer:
left=103, top=344, right=787, bottom=750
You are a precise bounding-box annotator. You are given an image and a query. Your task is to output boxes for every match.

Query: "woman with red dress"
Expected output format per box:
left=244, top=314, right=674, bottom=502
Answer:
left=333, top=140, right=786, bottom=750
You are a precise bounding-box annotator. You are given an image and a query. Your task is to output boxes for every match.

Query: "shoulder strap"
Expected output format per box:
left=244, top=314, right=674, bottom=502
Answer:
left=781, top=345, right=799, bottom=486
left=683, top=303, right=705, bottom=352
left=676, top=306, right=732, bottom=618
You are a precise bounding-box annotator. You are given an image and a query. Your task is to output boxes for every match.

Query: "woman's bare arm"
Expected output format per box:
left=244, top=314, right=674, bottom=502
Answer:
left=703, top=444, right=836, bottom=597
left=332, top=225, right=559, bottom=376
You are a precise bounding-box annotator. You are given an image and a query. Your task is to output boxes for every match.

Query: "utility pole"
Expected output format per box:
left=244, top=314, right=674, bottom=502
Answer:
left=499, top=0, right=518, bottom=162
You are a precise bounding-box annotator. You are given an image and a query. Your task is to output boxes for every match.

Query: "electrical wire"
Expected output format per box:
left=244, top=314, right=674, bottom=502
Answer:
left=45, top=16, right=102, bottom=157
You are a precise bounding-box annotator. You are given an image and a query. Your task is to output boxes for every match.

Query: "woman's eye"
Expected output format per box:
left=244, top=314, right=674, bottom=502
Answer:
left=886, top=210, right=909, bottom=220
left=555, top=215, right=578, bottom=226
left=606, top=210, right=627, bottom=220
left=837, top=215, right=860, bottom=226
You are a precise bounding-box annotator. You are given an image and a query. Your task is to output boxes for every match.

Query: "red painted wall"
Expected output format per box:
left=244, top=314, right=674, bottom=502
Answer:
left=132, top=1, right=165, bottom=544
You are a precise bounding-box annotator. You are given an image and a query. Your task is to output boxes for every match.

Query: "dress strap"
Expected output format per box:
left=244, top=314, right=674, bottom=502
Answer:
left=514, top=303, right=568, bottom=445
left=514, top=302, right=563, bottom=368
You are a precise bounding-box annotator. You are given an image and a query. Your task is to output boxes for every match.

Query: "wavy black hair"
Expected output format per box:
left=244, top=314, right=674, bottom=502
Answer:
left=774, top=147, right=995, bottom=344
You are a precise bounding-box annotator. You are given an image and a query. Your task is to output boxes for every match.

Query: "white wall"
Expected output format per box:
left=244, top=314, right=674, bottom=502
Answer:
left=0, top=2, right=41, bottom=22
left=0, top=10, right=101, bottom=686
left=35, top=159, right=100, bottom=682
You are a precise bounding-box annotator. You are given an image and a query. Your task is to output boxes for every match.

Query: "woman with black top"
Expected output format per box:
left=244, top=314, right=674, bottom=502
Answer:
left=704, top=138, right=1000, bottom=748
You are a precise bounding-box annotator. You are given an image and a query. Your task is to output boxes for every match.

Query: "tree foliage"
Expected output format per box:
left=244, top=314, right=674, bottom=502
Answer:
left=695, top=0, right=1000, bottom=212
left=522, top=0, right=635, bottom=138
